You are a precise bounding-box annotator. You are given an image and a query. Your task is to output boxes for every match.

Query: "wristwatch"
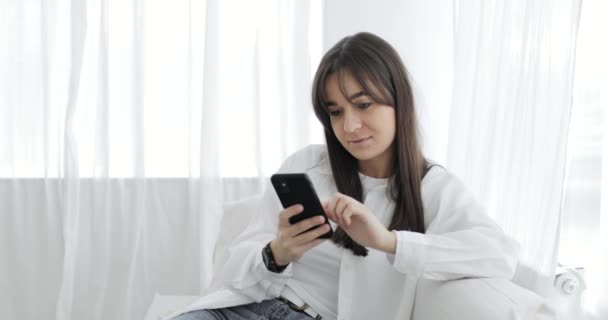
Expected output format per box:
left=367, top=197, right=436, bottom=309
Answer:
left=262, top=242, right=288, bottom=273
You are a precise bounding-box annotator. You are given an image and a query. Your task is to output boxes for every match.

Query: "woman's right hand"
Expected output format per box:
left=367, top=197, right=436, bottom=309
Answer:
left=269, top=204, right=330, bottom=266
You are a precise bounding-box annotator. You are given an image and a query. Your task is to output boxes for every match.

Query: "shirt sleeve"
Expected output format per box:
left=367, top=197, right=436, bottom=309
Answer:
left=217, top=146, right=324, bottom=301
left=387, top=169, right=520, bottom=280
left=219, top=180, right=293, bottom=301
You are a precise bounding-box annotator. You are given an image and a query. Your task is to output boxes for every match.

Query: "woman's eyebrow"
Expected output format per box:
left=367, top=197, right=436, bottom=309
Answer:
left=348, top=91, right=367, bottom=99
left=324, top=91, right=369, bottom=106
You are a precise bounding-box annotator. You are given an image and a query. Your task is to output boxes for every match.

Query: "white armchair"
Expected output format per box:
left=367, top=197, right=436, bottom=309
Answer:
left=146, top=197, right=555, bottom=320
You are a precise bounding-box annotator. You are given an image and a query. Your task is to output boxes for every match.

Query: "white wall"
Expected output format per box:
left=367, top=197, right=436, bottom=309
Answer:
left=322, top=0, right=453, bottom=164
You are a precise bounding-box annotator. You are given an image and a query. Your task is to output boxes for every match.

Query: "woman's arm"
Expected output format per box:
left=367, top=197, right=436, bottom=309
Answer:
left=323, top=168, right=519, bottom=280
left=215, top=145, right=329, bottom=300
left=388, top=169, right=520, bottom=280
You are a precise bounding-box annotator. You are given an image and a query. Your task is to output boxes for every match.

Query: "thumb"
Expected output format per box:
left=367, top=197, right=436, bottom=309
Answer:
left=322, top=201, right=336, bottom=222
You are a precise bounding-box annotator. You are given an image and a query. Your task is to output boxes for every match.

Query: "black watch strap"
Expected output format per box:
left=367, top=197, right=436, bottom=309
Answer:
left=262, top=242, right=288, bottom=273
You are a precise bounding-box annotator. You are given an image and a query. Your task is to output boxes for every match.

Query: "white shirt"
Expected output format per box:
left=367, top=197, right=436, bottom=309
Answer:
left=284, top=172, right=390, bottom=319
left=165, top=144, right=520, bottom=320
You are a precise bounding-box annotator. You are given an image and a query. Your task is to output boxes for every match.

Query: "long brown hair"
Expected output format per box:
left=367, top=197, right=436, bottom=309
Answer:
left=312, top=32, right=428, bottom=256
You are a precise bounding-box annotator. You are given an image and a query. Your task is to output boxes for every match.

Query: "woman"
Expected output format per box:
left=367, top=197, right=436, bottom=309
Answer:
left=169, top=32, right=519, bottom=320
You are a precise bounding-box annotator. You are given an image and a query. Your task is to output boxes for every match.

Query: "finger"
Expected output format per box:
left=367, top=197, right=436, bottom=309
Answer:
left=322, top=201, right=337, bottom=222
left=292, top=223, right=331, bottom=246
left=279, top=204, right=303, bottom=226
left=327, top=194, right=341, bottom=222
left=343, top=207, right=352, bottom=226
left=335, top=196, right=348, bottom=225
left=285, top=215, right=325, bottom=238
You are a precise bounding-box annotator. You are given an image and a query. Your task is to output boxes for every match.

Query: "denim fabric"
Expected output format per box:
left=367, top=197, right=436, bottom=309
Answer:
left=171, top=298, right=313, bottom=320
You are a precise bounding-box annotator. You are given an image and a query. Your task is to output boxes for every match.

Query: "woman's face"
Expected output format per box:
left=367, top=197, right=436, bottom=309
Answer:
left=324, top=71, right=396, bottom=178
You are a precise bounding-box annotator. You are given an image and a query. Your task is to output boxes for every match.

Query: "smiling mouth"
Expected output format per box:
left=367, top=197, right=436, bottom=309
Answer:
left=349, top=137, right=371, bottom=144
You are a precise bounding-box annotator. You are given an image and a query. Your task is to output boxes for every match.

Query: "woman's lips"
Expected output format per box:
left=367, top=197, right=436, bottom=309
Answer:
left=349, top=136, right=371, bottom=146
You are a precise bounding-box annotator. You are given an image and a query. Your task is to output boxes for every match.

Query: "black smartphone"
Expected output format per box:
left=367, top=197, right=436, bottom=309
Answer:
left=270, top=173, right=333, bottom=239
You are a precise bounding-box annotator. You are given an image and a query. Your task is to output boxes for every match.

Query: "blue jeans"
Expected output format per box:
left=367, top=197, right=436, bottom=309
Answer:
left=171, top=298, right=314, bottom=320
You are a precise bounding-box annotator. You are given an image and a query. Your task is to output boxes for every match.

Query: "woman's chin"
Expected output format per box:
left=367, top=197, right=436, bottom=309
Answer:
left=346, top=148, right=378, bottom=162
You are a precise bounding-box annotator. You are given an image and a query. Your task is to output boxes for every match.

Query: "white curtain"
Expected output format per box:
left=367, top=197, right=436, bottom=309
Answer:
left=448, top=0, right=581, bottom=278
left=560, top=0, right=608, bottom=317
left=598, top=92, right=608, bottom=317
left=0, top=0, right=323, bottom=319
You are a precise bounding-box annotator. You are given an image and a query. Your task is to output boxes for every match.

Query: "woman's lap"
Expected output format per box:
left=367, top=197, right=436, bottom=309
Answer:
left=171, top=298, right=313, bottom=320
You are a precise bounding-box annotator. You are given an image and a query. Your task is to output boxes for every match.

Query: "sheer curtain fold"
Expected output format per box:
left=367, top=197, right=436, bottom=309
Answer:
left=599, top=108, right=608, bottom=316
left=56, top=0, right=87, bottom=318
left=198, top=0, right=222, bottom=292
left=449, top=0, right=581, bottom=277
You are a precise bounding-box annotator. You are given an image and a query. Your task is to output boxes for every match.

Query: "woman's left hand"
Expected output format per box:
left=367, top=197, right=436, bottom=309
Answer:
left=323, top=192, right=396, bottom=254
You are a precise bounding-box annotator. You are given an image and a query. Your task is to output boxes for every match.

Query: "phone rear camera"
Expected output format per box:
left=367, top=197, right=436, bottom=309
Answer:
left=277, top=181, right=290, bottom=193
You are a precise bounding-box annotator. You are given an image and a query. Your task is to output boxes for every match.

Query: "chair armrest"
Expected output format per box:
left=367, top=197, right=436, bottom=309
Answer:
left=413, top=278, right=556, bottom=320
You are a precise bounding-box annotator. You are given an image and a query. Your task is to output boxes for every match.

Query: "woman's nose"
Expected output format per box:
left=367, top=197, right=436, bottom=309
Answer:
left=343, top=110, right=362, bottom=133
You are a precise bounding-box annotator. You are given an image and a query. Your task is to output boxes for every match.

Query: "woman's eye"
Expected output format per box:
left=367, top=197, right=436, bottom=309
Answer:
left=357, top=102, right=372, bottom=109
left=329, top=110, right=341, bottom=117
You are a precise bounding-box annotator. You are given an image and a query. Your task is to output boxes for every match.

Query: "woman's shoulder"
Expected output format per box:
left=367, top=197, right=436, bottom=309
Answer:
left=420, top=161, right=479, bottom=216
left=422, top=163, right=470, bottom=195
left=276, top=144, right=331, bottom=174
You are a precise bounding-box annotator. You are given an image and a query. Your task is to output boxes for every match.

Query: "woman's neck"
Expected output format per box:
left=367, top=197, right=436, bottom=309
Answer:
left=358, top=158, right=393, bottom=178
left=357, top=144, right=395, bottom=178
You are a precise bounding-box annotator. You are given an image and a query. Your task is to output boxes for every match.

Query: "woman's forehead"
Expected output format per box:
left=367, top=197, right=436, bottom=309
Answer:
left=325, top=72, right=362, bottom=97
left=323, top=70, right=384, bottom=102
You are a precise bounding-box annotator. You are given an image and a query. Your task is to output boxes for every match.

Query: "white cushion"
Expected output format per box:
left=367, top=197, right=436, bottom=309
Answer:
left=212, top=196, right=263, bottom=276
left=413, top=277, right=555, bottom=320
